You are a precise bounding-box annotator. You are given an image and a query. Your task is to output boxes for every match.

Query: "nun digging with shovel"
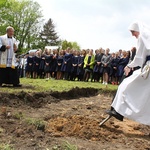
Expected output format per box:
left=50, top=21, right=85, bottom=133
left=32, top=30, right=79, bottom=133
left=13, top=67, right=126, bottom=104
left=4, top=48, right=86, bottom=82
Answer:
left=100, top=21, right=150, bottom=126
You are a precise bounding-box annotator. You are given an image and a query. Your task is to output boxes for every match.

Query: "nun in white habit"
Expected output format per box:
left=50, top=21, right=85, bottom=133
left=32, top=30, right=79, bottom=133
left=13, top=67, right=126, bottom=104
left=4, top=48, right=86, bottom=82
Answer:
left=107, top=21, right=150, bottom=125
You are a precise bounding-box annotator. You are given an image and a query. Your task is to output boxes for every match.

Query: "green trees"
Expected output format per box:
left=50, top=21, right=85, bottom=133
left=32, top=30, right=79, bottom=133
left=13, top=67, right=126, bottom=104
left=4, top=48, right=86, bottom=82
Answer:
left=0, top=0, right=81, bottom=53
left=0, top=0, right=7, bottom=7
left=0, top=0, right=43, bottom=52
left=62, top=40, right=80, bottom=50
left=40, top=18, right=60, bottom=47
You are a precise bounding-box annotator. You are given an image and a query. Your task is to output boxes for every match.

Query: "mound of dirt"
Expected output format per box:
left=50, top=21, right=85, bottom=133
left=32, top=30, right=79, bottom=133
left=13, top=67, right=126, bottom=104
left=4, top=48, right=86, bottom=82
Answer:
left=47, top=115, right=112, bottom=140
left=46, top=115, right=149, bottom=144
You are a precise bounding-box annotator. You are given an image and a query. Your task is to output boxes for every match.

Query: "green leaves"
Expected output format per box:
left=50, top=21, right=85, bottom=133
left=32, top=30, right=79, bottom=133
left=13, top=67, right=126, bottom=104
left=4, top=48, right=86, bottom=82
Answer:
left=0, top=0, right=43, bottom=53
left=62, top=40, right=81, bottom=50
left=0, top=0, right=7, bottom=7
left=39, top=18, right=60, bottom=48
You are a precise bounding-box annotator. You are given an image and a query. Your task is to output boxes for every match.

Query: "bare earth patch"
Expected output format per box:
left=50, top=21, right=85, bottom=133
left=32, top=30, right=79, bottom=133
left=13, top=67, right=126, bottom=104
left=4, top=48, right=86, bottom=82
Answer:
left=0, top=88, right=150, bottom=150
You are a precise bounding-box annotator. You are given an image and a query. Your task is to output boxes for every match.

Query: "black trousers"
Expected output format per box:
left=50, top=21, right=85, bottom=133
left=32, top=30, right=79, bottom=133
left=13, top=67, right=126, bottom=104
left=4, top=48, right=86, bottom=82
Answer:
left=0, top=67, right=20, bottom=85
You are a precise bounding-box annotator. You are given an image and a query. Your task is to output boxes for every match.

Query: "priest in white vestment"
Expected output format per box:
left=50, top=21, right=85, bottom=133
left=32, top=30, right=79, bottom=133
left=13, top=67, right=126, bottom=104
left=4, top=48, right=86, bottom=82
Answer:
left=0, top=26, right=21, bottom=87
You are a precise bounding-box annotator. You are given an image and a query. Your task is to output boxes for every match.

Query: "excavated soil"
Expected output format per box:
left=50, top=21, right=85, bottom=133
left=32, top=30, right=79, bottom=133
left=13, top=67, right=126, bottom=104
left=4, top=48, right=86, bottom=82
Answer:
left=0, top=87, right=150, bottom=150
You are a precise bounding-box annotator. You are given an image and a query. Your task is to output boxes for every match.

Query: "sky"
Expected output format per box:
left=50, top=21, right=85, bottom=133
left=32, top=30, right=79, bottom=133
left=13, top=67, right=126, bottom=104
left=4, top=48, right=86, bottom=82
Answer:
left=34, top=0, right=150, bottom=52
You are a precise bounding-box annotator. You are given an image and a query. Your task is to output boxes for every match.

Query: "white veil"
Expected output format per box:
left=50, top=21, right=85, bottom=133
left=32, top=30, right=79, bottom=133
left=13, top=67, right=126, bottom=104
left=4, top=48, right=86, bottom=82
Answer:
left=128, top=21, right=150, bottom=49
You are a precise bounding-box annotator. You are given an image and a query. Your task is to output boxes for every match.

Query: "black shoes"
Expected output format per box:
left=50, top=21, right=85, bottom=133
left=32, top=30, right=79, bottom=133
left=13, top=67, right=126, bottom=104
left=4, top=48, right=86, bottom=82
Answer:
left=13, top=84, right=22, bottom=87
left=106, top=109, right=124, bottom=121
left=0, top=84, right=22, bottom=87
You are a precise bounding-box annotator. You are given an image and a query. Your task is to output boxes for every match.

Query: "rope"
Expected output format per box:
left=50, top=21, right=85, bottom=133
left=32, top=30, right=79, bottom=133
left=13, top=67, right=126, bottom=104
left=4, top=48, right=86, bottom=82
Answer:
left=141, top=64, right=150, bottom=79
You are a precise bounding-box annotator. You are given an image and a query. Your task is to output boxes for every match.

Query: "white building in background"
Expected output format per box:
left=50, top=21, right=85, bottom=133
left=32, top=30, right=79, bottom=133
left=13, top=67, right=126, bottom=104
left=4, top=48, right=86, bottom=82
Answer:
left=28, top=49, right=37, bottom=53
left=45, top=46, right=61, bottom=53
left=45, top=46, right=60, bottom=50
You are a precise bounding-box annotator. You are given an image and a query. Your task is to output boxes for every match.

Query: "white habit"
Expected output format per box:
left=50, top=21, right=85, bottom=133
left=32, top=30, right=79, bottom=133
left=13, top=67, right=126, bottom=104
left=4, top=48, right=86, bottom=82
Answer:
left=112, top=22, right=150, bottom=125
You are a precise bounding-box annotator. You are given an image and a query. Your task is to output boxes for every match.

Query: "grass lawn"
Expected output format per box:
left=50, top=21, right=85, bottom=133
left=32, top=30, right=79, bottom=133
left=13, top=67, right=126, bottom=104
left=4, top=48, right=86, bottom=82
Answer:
left=0, top=78, right=118, bottom=93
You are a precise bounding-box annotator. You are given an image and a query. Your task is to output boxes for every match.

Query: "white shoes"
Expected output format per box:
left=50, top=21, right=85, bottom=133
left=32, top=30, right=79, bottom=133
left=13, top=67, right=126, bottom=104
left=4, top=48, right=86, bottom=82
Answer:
left=102, top=81, right=108, bottom=85
left=46, top=78, right=49, bottom=81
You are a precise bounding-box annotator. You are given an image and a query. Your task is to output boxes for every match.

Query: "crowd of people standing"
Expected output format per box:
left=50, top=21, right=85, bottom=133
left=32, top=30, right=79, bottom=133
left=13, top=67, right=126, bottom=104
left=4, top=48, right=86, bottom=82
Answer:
left=17, top=47, right=138, bottom=85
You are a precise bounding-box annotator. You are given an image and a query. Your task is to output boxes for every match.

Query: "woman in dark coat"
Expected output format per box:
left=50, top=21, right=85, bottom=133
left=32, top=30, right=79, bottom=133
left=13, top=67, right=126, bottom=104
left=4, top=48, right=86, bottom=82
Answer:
left=92, top=49, right=103, bottom=82
left=61, top=47, right=73, bottom=80
left=44, top=49, right=52, bottom=80
left=110, top=52, right=120, bottom=85
left=117, top=50, right=129, bottom=83
left=50, top=50, right=58, bottom=78
left=26, top=52, right=34, bottom=78
left=32, top=50, right=41, bottom=79
left=39, top=52, right=46, bottom=79
left=77, top=50, right=86, bottom=81
left=56, top=50, right=64, bottom=80
left=70, top=50, right=79, bottom=81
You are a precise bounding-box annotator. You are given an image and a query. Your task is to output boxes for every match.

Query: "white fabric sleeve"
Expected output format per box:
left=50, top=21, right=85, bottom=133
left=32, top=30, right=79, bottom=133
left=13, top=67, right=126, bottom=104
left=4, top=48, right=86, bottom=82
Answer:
left=127, top=37, right=146, bottom=68
left=0, top=37, right=2, bottom=47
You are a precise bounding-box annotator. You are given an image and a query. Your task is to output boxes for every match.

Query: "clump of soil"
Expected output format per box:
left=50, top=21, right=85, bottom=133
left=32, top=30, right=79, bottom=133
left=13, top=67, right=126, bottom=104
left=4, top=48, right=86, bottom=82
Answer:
left=0, top=88, right=150, bottom=150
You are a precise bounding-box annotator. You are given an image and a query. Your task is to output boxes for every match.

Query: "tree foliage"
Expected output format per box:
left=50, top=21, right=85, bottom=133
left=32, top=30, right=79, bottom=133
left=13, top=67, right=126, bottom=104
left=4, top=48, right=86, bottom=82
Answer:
left=39, top=18, right=60, bottom=48
left=62, top=40, right=80, bottom=50
left=0, top=0, right=43, bottom=53
left=72, top=41, right=81, bottom=50
left=0, top=0, right=80, bottom=53
left=0, top=0, right=7, bottom=7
